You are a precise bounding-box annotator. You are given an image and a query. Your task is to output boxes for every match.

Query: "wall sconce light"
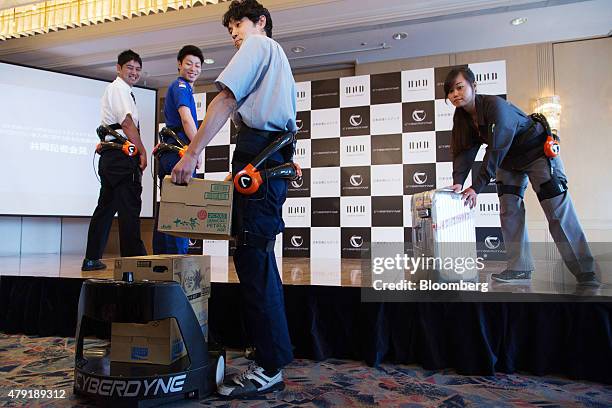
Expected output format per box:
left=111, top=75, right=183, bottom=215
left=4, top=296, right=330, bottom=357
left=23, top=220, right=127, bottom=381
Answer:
left=534, top=95, right=562, bottom=134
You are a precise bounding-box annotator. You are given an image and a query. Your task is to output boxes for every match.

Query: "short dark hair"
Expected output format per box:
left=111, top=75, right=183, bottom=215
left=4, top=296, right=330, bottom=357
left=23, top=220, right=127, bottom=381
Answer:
left=222, top=0, right=272, bottom=38
left=443, top=66, right=475, bottom=97
left=177, top=45, right=204, bottom=64
left=117, top=50, right=142, bottom=67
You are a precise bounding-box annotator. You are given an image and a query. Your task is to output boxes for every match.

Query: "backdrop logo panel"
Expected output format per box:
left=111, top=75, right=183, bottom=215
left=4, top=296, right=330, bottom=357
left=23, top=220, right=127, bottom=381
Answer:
left=287, top=168, right=311, bottom=197
left=194, top=93, right=206, bottom=120
left=435, top=131, right=452, bottom=162
left=311, top=108, right=339, bottom=139
left=341, top=166, right=371, bottom=196
left=340, top=106, right=370, bottom=136
left=340, top=135, right=371, bottom=167
left=372, top=227, right=404, bottom=243
left=370, top=72, right=401, bottom=105
left=435, top=162, right=453, bottom=188
left=311, top=138, right=340, bottom=167
left=372, top=196, right=403, bottom=226
left=371, top=134, right=402, bottom=165
left=196, top=61, right=507, bottom=258
left=311, top=227, right=341, bottom=258
left=404, top=163, right=436, bottom=194
left=341, top=227, right=371, bottom=258
left=311, top=197, right=340, bottom=227
left=283, top=228, right=311, bottom=257
left=187, top=239, right=203, bottom=255
left=283, top=197, right=311, bottom=227
left=475, top=193, right=502, bottom=227
left=403, top=195, right=413, bottom=227
left=294, top=139, right=311, bottom=169
left=435, top=99, right=455, bottom=131
left=296, top=81, right=311, bottom=111
left=296, top=110, right=311, bottom=139
left=476, top=226, right=506, bottom=260
left=370, top=103, right=402, bottom=135
left=402, top=132, right=436, bottom=164
left=340, top=196, right=371, bottom=227
left=401, top=68, right=435, bottom=102
left=469, top=61, right=507, bottom=95
left=403, top=101, right=435, bottom=132
left=204, top=145, right=229, bottom=173
left=371, top=164, right=403, bottom=196
left=311, top=79, right=339, bottom=110
left=310, top=167, right=340, bottom=197
left=340, top=75, right=370, bottom=107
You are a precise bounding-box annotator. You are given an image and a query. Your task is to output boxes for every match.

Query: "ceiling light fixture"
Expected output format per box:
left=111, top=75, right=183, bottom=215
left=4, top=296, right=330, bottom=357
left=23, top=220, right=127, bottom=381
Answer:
left=392, top=32, right=407, bottom=40
left=510, top=17, right=527, bottom=26
left=203, top=58, right=215, bottom=65
left=291, top=46, right=305, bottom=53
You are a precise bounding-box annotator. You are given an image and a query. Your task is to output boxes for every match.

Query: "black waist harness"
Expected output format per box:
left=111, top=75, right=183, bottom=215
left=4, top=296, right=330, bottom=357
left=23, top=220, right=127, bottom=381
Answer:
left=232, top=125, right=295, bottom=168
left=501, top=118, right=547, bottom=170
left=161, top=125, right=190, bottom=146
left=509, top=119, right=546, bottom=154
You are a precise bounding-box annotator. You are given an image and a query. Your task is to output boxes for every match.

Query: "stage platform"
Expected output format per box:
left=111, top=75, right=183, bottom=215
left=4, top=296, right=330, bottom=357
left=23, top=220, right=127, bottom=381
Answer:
left=0, top=253, right=610, bottom=384
left=1, top=253, right=610, bottom=297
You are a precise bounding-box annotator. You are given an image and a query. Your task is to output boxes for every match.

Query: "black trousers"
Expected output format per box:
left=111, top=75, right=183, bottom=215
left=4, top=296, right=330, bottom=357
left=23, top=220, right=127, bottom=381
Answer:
left=85, top=150, right=147, bottom=259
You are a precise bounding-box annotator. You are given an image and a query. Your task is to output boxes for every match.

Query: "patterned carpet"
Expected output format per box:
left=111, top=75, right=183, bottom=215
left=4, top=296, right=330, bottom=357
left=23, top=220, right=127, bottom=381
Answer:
left=0, top=333, right=610, bottom=407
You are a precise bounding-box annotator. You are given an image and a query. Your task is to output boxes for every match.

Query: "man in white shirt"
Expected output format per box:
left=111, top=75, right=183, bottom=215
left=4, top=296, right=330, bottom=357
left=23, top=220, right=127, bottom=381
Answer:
left=82, top=50, right=147, bottom=271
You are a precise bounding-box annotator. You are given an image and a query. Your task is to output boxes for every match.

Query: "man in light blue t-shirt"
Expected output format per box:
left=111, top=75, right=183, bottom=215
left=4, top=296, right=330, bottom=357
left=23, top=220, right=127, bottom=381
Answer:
left=171, top=0, right=299, bottom=398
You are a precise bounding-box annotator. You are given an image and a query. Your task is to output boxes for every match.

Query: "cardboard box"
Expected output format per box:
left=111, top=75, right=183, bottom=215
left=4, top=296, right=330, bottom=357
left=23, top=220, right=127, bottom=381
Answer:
left=110, top=298, right=209, bottom=365
left=113, top=255, right=211, bottom=301
left=158, top=176, right=233, bottom=240
left=110, top=255, right=211, bottom=365
left=110, top=318, right=187, bottom=365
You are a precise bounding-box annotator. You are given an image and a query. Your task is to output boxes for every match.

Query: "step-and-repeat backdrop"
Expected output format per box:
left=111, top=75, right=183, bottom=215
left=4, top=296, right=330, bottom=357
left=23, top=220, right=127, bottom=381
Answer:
left=160, top=60, right=508, bottom=261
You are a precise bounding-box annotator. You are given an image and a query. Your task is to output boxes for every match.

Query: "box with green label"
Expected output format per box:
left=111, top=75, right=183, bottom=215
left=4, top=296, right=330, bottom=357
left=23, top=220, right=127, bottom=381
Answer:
left=158, top=176, right=233, bottom=240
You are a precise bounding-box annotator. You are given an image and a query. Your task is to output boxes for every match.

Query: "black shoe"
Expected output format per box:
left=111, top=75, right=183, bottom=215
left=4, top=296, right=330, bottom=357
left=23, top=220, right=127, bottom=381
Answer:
left=81, top=259, right=107, bottom=271
left=491, top=270, right=532, bottom=283
left=576, top=272, right=600, bottom=287
left=217, top=363, right=284, bottom=398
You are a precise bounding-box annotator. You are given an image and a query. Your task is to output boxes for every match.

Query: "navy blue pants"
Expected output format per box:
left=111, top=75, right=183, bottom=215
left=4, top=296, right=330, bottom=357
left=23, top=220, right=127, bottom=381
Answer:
left=153, top=152, right=190, bottom=255
left=231, top=127, right=293, bottom=371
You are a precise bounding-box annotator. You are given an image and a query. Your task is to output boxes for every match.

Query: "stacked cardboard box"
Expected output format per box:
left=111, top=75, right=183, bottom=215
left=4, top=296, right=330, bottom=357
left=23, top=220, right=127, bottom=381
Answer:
left=158, top=176, right=233, bottom=240
left=110, top=255, right=211, bottom=365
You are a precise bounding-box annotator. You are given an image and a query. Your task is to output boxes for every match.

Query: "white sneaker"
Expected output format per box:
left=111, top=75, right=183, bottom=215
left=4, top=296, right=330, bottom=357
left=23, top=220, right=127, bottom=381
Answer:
left=217, top=363, right=285, bottom=398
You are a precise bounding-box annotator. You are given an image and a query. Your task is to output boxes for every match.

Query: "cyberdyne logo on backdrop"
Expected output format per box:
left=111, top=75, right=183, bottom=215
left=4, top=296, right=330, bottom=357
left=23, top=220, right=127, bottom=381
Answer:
left=350, top=235, right=363, bottom=248
left=413, top=172, right=427, bottom=185
left=412, top=109, right=426, bottom=122
left=291, top=235, right=304, bottom=247
left=349, top=174, right=363, bottom=186
left=291, top=178, right=304, bottom=188
left=484, top=235, right=501, bottom=250
left=349, top=114, right=363, bottom=127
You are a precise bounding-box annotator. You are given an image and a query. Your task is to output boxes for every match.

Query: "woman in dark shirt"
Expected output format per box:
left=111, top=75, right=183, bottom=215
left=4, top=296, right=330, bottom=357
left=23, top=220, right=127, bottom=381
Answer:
left=446, top=67, right=597, bottom=286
